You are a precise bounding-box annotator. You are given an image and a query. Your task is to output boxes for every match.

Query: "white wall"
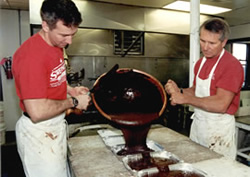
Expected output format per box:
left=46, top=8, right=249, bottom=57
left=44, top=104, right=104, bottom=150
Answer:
left=230, top=24, right=250, bottom=40
left=0, top=9, right=30, bottom=131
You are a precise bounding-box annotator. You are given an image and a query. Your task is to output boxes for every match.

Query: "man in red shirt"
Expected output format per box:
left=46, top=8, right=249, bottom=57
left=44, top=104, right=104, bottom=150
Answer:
left=12, top=0, right=90, bottom=176
left=165, top=18, right=244, bottom=159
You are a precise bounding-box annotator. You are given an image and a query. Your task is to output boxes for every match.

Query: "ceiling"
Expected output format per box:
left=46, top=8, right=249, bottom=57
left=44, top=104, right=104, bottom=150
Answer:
left=1, top=0, right=250, bottom=26
left=0, top=0, right=248, bottom=11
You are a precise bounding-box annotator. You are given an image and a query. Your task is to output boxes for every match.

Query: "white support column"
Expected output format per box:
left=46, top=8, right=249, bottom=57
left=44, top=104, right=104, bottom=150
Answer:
left=189, top=0, right=200, bottom=87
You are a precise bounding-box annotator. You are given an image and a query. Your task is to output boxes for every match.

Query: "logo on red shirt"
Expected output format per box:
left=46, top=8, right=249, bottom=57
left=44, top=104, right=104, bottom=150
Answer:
left=50, top=59, right=66, bottom=87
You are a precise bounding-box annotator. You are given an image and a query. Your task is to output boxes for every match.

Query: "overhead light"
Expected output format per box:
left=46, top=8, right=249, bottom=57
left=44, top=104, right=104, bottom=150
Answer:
left=163, top=1, right=232, bottom=15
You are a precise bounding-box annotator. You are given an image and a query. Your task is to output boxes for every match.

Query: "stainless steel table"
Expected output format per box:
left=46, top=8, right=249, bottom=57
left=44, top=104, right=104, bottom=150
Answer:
left=68, top=124, right=250, bottom=177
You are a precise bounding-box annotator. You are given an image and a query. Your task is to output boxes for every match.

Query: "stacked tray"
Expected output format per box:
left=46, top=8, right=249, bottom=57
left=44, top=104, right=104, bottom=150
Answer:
left=122, top=151, right=208, bottom=177
left=97, top=129, right=208, bottom=177
left=97, top=129, right=164, bottom=155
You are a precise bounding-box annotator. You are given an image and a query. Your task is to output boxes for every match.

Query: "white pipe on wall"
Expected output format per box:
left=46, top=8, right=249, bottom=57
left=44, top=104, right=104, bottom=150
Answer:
left=189, top=0, right=200, bottom=87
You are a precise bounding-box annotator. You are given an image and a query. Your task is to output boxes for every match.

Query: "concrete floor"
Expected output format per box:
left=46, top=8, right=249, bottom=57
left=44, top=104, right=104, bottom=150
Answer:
left=1, top=131, right=25, bottom=177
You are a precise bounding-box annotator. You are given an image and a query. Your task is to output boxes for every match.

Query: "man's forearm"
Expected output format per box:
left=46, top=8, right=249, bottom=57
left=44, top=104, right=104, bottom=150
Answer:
left=182, top=86, right=195, bottom=96
left=23, top=98, right=73, bottom=123
left=184, top=89, right=234, bottom=113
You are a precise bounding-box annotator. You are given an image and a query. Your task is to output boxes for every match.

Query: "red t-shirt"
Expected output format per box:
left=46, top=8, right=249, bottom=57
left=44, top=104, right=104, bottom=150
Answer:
left=13, top=33, right=67, bottom=111
left=193, top=50, right=244, bottom=114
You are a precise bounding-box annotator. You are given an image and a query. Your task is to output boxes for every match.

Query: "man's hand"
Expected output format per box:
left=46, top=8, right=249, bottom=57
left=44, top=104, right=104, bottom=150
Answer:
left=164, top=79, right=180, bottom=95
left=74, top=93, right=91, bottom=110
left=68, top=86, right=89, bottom=97
left=168, top=91, right=186, bottom=106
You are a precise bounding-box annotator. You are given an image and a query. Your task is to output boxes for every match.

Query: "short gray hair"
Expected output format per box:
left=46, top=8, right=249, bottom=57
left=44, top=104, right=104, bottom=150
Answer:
left=200, top=18, right=230, bottom=42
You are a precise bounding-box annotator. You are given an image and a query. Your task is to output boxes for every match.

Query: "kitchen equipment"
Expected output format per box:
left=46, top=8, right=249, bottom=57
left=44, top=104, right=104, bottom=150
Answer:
left=89, top=64, right=119, bottom=93
left=65, top=64, right=119, bottom=117
left=122, top=151, right=181, bottom=175
left=91, top=65, right=167, bottom=155
left=0, top=57, right=13, bottom=79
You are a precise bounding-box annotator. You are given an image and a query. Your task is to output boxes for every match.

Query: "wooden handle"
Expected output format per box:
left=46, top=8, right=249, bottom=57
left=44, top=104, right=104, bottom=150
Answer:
left=66, top=108, right=83, bottom=116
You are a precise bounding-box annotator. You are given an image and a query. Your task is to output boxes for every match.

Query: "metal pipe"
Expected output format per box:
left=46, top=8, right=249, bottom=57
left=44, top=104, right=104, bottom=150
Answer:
left=18, top=9, right=22, bottom=46
left=189, top=0, right=200, bottom=87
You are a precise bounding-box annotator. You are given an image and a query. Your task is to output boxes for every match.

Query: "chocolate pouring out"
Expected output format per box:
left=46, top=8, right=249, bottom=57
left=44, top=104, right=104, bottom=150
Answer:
left=91, top=65, right=167, bottom=155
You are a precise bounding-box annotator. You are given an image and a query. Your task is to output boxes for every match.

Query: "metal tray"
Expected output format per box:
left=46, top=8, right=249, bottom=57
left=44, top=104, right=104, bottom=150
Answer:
left=122, top=150, right=182, bottom=177
left=98, top=129, right=164, bottom=154
left=167, top=163, right=208, bottom=177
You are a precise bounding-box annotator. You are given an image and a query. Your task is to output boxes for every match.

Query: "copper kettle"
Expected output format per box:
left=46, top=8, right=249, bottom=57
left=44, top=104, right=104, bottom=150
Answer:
left=90, top=64, right=167, bottom=125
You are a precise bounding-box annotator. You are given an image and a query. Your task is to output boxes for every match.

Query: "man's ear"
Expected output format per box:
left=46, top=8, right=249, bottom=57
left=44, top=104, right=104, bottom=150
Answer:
left=41, top=21, right=50, bottom=33
left=222, top=39, right=228, bottom=48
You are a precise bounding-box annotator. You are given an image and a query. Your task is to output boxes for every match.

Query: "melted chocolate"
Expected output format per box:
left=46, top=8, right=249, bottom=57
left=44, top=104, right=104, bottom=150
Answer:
left=146, top=171, right=204, bottom=177
left=110, top=113, right=158, bottom=126
left=110, top=113, right=158, bottom=155
left=128, top=153, right=204, bottom=177
left=93, top=70, right=164, bottom=115
left=116, top=123, right=152, bottom=155
left=128, top=152, right=178, bottom=171
left=92, top=68, right=166, bottom=155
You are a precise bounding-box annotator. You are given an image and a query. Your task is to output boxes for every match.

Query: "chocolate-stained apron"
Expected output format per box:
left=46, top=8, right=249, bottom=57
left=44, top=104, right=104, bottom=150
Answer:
left=15, top=112, right=70, bottom=177
left=190, top=49, right=236, bottom=159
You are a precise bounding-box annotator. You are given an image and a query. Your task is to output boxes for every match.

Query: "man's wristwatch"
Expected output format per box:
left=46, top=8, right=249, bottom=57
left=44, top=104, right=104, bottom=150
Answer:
left=180, top=88, right=183, bottom=94
left=71, top=97, right=78, bottom=108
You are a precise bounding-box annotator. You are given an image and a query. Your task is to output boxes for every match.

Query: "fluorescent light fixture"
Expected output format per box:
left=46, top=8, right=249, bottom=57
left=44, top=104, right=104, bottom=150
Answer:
left=163, top=1, right=232, bottom=15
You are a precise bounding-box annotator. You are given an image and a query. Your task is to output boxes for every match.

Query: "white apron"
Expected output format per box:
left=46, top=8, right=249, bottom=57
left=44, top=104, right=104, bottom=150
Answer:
left=190, top=49, right=236, bottom=159
left=15, top=112, right=71, bottom=177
